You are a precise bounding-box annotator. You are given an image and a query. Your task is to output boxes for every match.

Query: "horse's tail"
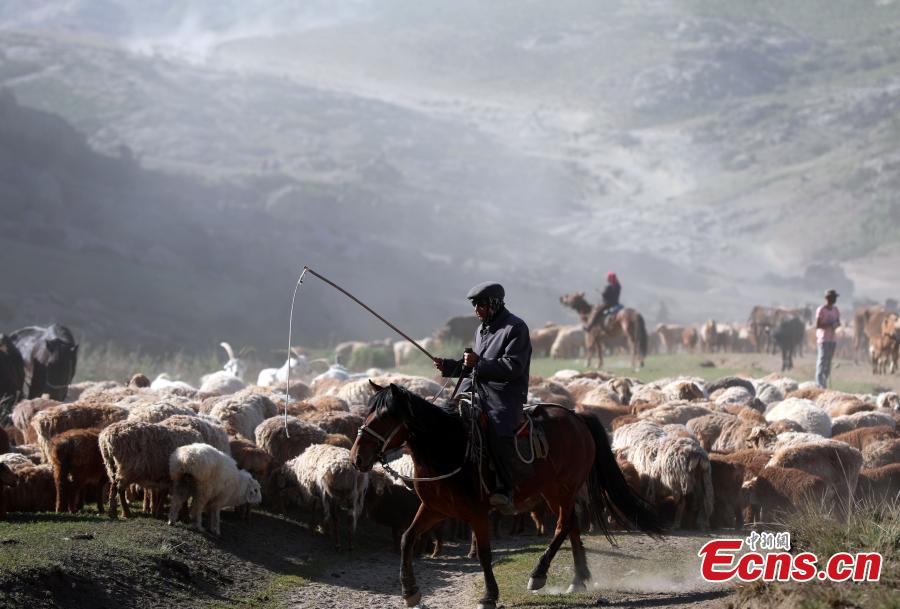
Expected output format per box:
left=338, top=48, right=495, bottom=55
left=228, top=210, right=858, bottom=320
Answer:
left=579, top=413, right=664, bottom=542
left=635, top=314, right=648, bottom=360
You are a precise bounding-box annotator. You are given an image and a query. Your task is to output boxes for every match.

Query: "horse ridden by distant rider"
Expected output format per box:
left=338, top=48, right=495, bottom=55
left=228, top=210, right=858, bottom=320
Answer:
left=559, top=272, right=648, bottom=369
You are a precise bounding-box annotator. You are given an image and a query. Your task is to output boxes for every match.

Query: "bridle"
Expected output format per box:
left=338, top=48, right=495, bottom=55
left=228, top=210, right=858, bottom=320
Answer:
left=356, top=411, right=463, bottom=483
left=356, top=417, right=406, bottom=462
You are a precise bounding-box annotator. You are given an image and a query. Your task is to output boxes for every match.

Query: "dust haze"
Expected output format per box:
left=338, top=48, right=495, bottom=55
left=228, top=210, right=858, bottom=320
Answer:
left=2, top=0, right=898, bottom=354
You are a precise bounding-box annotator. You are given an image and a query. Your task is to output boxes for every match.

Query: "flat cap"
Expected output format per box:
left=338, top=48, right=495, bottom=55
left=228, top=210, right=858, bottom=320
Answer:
left=466, top=281, right=505, bottom=300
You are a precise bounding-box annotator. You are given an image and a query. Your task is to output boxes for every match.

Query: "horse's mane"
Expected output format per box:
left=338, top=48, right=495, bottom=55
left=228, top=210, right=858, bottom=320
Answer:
left=369, top=384, right=467, bottom=474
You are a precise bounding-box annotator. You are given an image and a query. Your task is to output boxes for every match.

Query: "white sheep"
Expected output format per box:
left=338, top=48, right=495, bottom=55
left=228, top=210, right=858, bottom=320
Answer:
left=613, top=420, right=714, bottom=530
left=280, top=444, right=369, bottom=550
left=150, top=374, right=197, bottom=393
left=765, top=398, right=832, bottom=437
left=168, top=443, right=261, bottom=535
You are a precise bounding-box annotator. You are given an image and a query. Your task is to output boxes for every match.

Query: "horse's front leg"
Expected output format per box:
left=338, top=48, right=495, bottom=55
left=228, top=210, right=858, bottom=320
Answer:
left=528, top=502, right=575, bottom=591
left=471, top=514, right=499, bottom=609
left=400, top=505, right=445, bottom=607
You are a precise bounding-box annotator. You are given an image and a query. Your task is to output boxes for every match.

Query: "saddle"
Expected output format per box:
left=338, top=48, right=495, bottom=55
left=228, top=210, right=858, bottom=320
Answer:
left=454, top=398, right=551, bottom=499
left=514, top=405, right=551, bottom=462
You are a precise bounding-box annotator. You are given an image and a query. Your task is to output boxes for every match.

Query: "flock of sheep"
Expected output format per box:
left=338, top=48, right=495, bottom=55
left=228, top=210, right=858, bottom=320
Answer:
left=1, top=339, right=899, bottom=558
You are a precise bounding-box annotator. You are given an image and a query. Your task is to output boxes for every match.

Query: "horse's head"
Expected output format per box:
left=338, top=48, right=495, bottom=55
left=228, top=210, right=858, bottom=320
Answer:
left=350, top=381, right=410, bottom=472
left=560, top=292, right=586, bottom=307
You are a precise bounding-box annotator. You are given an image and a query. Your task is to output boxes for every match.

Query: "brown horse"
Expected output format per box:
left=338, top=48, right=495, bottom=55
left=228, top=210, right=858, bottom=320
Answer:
left=350, top=382, right=662, bottom=609
left=559, top=292, right=648, bottom=369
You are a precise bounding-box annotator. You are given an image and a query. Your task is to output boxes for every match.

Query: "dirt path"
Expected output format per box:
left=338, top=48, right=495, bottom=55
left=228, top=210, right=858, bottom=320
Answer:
left=287, top=540, right=481, bottom=609
left=287, top=532, right=735, bottom=609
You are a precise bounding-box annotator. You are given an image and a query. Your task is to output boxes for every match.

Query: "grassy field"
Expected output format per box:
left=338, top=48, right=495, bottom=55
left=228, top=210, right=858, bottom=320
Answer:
left=75, top=340, right=900, bottom=396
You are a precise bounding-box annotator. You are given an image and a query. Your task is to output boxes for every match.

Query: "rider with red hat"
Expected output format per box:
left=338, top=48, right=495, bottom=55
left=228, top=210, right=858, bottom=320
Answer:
left=586, top=272, right=622, bottom=331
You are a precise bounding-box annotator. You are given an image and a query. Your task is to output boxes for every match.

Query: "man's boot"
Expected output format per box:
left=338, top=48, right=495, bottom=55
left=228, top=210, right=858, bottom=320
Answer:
left=488, top=436, right=517, bottom=507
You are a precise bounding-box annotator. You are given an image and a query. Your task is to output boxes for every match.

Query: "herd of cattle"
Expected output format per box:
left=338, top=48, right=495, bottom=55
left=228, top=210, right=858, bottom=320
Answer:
left=428, top=302, right=900, bottom=375
left=0, top=320, right=898, bottom=552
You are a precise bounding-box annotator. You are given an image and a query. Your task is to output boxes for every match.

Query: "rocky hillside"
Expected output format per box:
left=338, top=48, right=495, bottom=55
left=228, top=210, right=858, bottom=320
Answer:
left=1, top=0, right=898, bottom=351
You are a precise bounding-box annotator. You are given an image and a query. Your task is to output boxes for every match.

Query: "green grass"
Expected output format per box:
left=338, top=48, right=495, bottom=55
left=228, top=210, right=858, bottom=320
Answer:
left=736, top=499, right=900, bottom=609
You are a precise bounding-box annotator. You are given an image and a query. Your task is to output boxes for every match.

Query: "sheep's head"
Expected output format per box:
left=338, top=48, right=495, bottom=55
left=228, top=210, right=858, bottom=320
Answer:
left=746, top=426, right=776, bottom=449
left=224, top=358, right=248, bottom=380
left=240, top=470, right=262, bottom=505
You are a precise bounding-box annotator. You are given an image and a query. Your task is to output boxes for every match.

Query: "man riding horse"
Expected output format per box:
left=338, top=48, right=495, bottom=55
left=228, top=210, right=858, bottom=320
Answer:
left=433, top=281, right=532, bottom=508
left=585, top=271, right=622, bottom=332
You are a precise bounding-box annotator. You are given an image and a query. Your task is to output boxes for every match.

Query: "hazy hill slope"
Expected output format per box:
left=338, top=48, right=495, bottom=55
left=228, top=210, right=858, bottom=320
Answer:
left=1, top=1, right=898, bottom=351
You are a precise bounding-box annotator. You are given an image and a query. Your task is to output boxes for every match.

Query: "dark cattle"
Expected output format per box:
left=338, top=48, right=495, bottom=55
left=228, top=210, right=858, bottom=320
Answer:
left=0, top=335, right=25, bottom=424
left=773, top=316, right=805, bottom=371
left=434, top=315, right=481, bottom=347
left=10, top=324, right=78, bottom=401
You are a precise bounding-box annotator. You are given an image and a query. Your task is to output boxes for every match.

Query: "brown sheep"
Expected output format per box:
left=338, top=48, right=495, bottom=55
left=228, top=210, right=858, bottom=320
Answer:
left=310, top=412, right=364, bottom=441
left=862, top=438, right=900, bottom=469
left=32, top=403, right=128, bottom=461
left=786, top=387, right=825, bottom=401
left=254, top=416, right=326, bottom=466
left=128, top=374, right=151, bottom=388
left=229, top=438, right=272, bottom=484
left=768, top=419, right=805, bottom=435
left=686, top=413, right=737, bottom=452
left=855, top=464, right=900, bottom=502
left=742, top=467, right=834, bottom=523
left=99, top=421, right=203, bottom=519
left=529, top=381, right=576, bottom=410
left=48, top=428, right=107, bottom=514
left=324, top=433, right=353, bottom=449
left=1, top=464, right=55, bottom=513
left=11, top=397, right=60, bottom=443
left=610, top=415, right=640, bottom=431
left=831, top=426, right=898, bottom=452
left=715, top=449, right=773, bottom=479
left=709, top=455, right=747, bottom=529
left=767, top=440, right=863, bottom=507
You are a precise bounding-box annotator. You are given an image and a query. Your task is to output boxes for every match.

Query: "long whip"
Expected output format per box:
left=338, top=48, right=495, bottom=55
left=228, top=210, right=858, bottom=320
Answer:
left=283, top=266, right=440, bottom=436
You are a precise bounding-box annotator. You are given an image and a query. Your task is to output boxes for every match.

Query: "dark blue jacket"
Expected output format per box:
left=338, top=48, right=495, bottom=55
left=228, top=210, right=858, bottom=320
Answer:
left=440, top=308, right=531, bottom=436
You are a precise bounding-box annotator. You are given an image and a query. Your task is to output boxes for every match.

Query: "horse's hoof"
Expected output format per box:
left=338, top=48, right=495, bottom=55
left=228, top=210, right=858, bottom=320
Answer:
left=566, top=581, right=587, bottom=593
left=476, top=599, right=497, bottom=609
left=404, top=590, right=421, bottom=607
left=527, top=576, right=546, bottom=591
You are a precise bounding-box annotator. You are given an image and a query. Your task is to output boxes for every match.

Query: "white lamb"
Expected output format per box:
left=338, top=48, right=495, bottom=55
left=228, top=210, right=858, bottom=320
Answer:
left=168, top=443, right=262, bottom=536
